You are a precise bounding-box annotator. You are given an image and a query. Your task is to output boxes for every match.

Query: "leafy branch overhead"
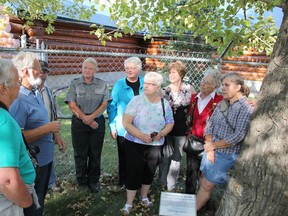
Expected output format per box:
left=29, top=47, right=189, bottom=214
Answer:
left=1, top=0, right=282, bottom=55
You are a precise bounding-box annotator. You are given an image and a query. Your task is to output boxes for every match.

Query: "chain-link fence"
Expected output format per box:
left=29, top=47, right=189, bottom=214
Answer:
left=2, top=47, right=269, bottom=186
left=0, top=47, right=217, bottom=184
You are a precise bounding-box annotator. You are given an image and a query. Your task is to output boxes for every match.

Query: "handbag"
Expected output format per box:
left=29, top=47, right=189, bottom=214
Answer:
left=184, top=97, right=204, bottom=157
left=160, top=98, right=174, bottom=158
left=183, top=134, right=205, bottom=158
left=22, top=133, right=40, bottom=173
left=162, top=138, right=174, bottom=158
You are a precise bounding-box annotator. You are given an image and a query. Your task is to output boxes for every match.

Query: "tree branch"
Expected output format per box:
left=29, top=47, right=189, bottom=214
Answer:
left=259, top=0, right=283, bottom=8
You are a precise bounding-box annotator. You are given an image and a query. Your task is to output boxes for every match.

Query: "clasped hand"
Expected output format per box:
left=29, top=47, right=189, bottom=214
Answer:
left=204, top=141, right=215, bottom=164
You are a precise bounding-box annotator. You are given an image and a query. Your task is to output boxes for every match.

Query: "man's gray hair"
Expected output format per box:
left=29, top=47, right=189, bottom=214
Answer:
left=203, top=67, right=222, bottom=88
left=0, top=59, right=17, bottom=88
left=144, top=72, right=163, bottom=86
left=12, top=52, right=38, bottom=77
left=124, top=57, right=142, bottom=71
left=83, top=57, right=98, bottom=71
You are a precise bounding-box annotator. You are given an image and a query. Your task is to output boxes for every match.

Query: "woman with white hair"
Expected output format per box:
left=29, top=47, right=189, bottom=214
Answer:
left=0, top=59, right=35, bottom=216
left=107, top=57, right=144, bottom=189
left=121, top=72, right=174, bottom=215
left=185, top=67, right=223, bottom=194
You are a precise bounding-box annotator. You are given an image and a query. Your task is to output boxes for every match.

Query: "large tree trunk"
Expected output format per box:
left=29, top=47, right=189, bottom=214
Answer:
left=216, top=3, right=288, bottom=216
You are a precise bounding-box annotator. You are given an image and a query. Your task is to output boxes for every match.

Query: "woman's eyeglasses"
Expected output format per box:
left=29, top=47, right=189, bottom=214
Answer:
left=125, top=67, right=138, bottom=70
left=144, top=82, right=157, bottom=87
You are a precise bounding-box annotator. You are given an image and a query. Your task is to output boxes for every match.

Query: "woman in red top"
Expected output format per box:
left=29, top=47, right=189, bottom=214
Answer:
left=185, top=68, right=223, bottom=194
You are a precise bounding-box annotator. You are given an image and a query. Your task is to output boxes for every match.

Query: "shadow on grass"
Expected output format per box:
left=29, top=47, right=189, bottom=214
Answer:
left=44, top=172, right=224, bottom=216
left=44, top=175, right=161, bottom=216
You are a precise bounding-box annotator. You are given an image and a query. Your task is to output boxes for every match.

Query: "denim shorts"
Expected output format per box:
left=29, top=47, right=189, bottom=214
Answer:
left=200, top=151, right=239, bottom=185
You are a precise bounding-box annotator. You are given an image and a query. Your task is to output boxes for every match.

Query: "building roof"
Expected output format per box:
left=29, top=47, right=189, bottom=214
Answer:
left=59, top=0, right=117, bottom=28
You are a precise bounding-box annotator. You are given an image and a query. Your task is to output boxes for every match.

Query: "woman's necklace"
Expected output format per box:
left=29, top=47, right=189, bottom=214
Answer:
left=169, top=84, right=182, bottom=114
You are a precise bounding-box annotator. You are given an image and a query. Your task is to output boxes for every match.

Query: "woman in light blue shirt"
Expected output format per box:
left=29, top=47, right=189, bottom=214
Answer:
left=107, top=57, right=144, bottom=188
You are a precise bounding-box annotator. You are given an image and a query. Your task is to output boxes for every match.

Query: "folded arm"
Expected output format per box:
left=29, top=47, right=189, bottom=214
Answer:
left=0, top=167, right=32, bottom=208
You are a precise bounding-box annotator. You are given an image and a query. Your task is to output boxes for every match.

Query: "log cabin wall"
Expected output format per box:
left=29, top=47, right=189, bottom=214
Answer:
left=8, top=16, right=148, bottom=75
left=142, top=39, right=268, bottom=83
left=5, top=16, right=268, bottom=93
left=221, top=51, right=269, bottom=81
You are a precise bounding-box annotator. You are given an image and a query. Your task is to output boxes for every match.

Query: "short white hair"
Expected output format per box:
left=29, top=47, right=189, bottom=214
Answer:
left=203, top=67, right=222, bottom=88
left=83, top=57, right=98, bottom=71
left=12, top=52, right=38, bottom=77
left=124, top=57, right=142, bottom=71
left=144, top=72, right=163, bottom=86
left=0, top=59, right=17, bottom=87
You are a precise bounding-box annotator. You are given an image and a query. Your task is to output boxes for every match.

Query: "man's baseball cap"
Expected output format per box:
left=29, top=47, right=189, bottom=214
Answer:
left=39, top=60, right=50, bottom=72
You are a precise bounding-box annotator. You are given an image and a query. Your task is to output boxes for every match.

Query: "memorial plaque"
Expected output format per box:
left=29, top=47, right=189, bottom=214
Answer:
left=159, top=192, right=196, bottom=216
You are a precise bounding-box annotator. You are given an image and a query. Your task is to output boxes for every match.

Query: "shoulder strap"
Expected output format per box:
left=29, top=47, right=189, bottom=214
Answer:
left=220, top=100, right=242, bottom=133
left=21, top=132, right=32, bottom=151
left=161, top=98, right=165, bottom=117
left=45, top=86, right=58, bottom=120
left=223, top=114, right=235, bottom=132
left=0, top=101, right=8, bottom=111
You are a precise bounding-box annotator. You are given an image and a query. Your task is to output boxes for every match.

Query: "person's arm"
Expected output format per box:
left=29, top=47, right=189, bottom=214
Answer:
left=22, top=121, right=60, bottom=143
left=204, top=136, right=230, bottom=164
left=67, top=101, right=95, bottom=127
left=53, top=133, right=66, bottom=153
left=123, top=113, right=152, bottom=143
left=156, top=123, right=174, bottom=140
left=82, top=101, right=108, bottom=125
left=0, top=167, right=32, bottom=208
left=107, top=83, right=119, bottom=136
left=204, top=139, right=230, bottom=152
left=67, top=101, right=86, bottom=119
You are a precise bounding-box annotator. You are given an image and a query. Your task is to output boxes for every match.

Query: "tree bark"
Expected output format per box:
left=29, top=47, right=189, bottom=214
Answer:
left=216, top=2, right=288, bottom=216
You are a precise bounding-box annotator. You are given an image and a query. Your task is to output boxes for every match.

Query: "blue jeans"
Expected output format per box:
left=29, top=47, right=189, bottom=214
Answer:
left=200, top=151, right=239, bottom=185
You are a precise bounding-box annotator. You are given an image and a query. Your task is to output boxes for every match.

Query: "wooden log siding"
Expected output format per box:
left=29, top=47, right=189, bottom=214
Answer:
left=8, top=16, right=145, bottom=74
left=142, top=40, right=169, bottom=71
left=48, top=55, right=126, bottom=75
left=221, top=53, right=269, bottom=81
left=8, top=16, right=269, bottom=81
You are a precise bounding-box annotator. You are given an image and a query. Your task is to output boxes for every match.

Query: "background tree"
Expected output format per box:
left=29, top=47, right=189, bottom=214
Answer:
left=1, top=0, right=288, bottom=214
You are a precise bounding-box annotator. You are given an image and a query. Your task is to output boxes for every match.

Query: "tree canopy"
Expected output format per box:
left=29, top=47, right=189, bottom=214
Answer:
left=0, top=0, right=283, bottom=55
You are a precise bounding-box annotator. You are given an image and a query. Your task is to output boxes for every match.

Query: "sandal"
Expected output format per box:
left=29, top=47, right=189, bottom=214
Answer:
left=141, top=197, right=153, bottom=207
left=121, top=203, right=133, bottom=215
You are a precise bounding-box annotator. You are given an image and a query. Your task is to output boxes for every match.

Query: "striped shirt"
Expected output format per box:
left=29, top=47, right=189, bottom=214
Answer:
left=204, top=96, right=253, bottom=154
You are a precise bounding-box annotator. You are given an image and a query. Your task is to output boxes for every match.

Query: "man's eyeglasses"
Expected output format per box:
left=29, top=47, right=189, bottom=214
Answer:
left=27, top=67, right=42, bottom=71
